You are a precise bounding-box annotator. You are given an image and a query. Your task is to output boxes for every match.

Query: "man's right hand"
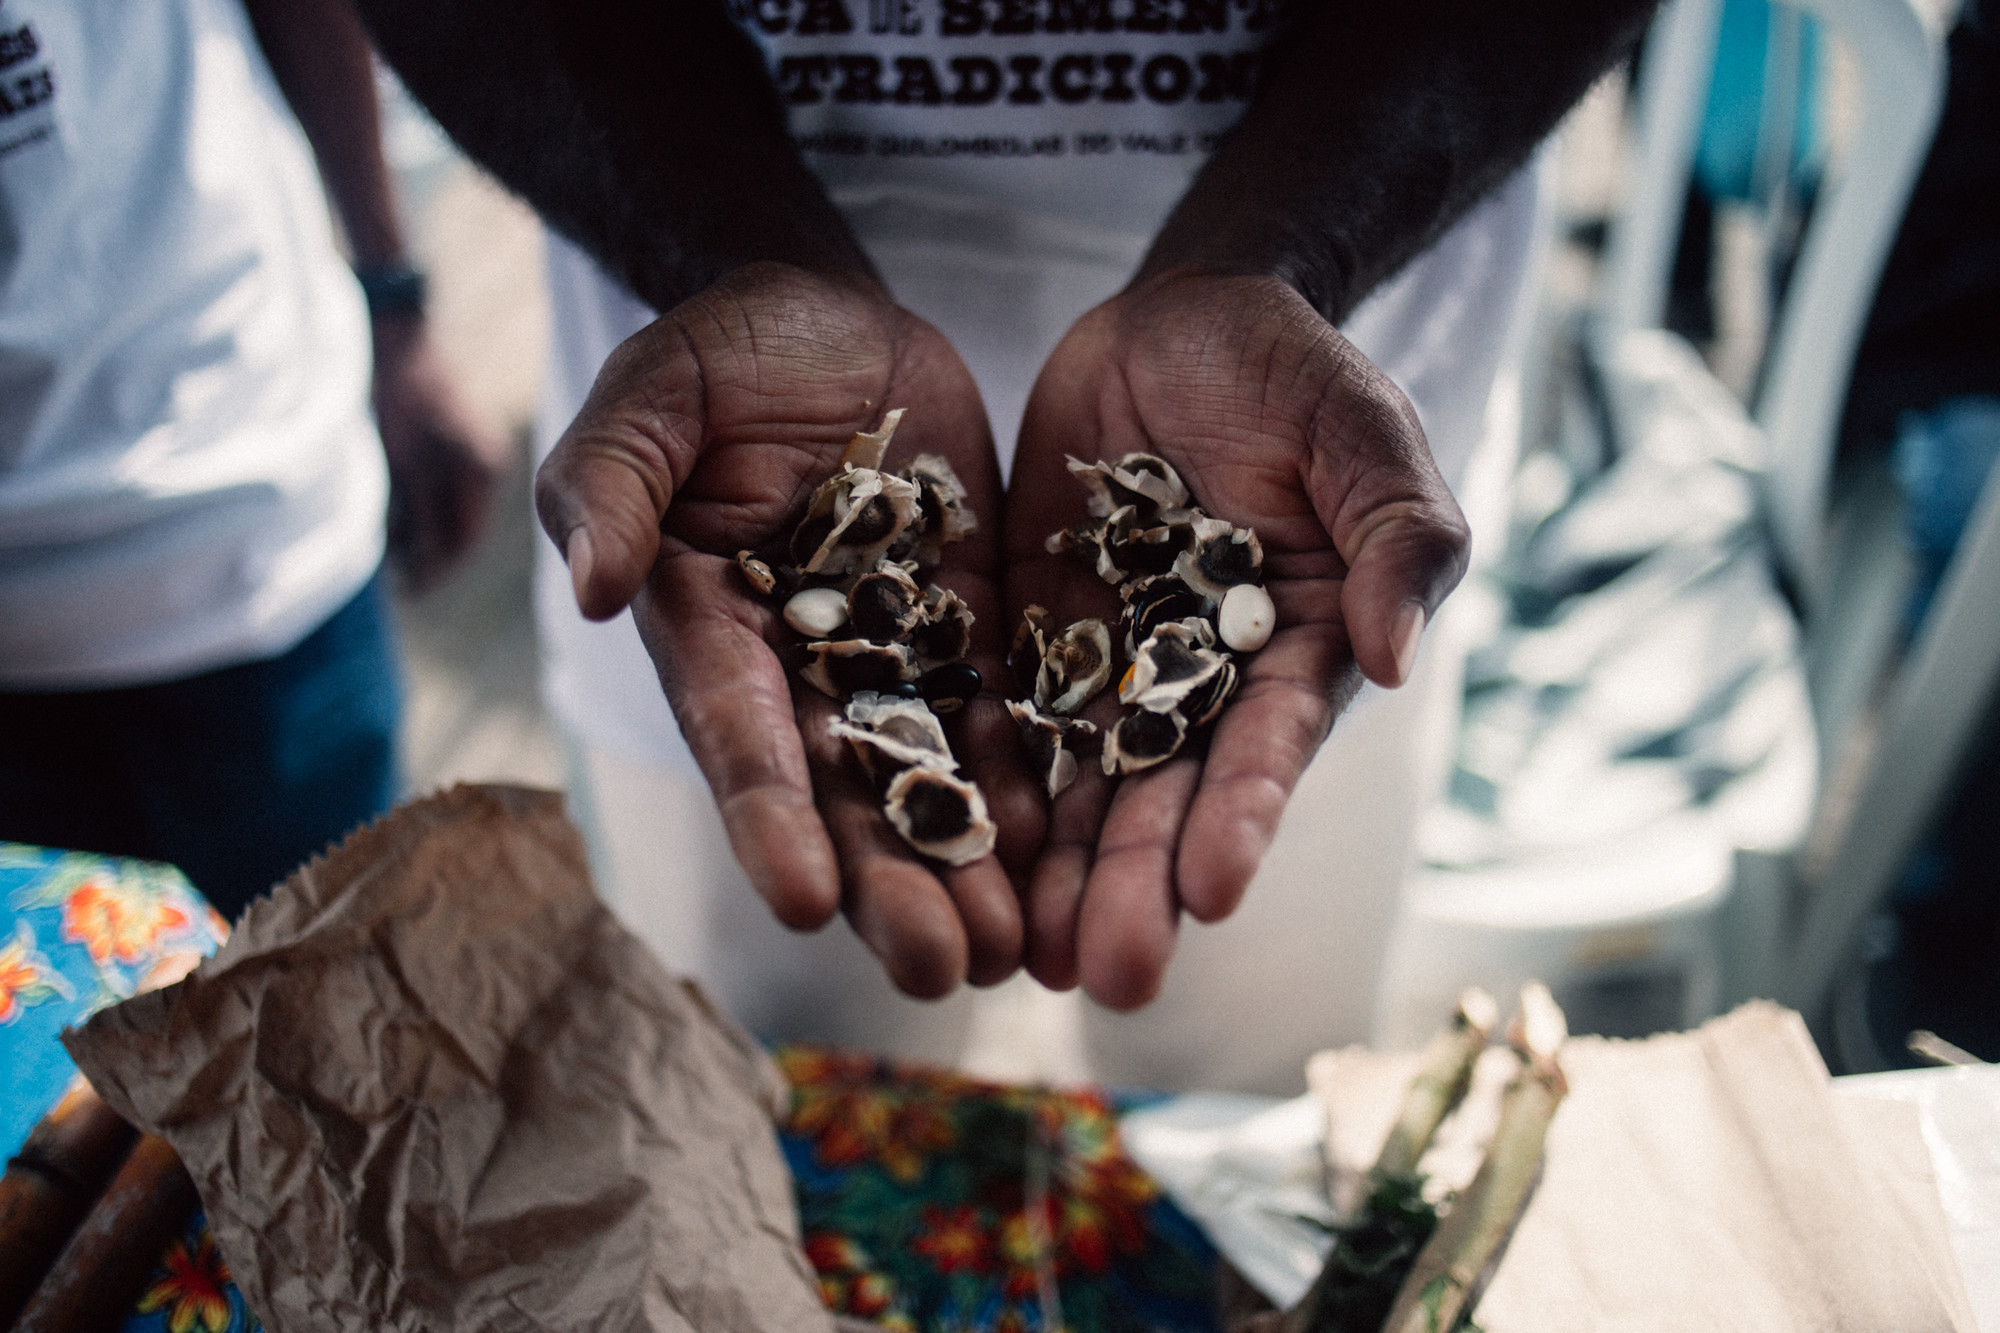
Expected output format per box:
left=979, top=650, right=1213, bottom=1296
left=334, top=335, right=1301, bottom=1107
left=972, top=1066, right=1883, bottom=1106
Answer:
left=535, top=262, right=1042, bottom=998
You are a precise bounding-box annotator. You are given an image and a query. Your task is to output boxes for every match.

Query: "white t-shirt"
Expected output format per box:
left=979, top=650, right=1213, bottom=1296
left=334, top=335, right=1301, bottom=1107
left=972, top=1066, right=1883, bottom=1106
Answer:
left=535, top=0, right=1545, bottom=770
left=0, top=0, right=387, bottom=689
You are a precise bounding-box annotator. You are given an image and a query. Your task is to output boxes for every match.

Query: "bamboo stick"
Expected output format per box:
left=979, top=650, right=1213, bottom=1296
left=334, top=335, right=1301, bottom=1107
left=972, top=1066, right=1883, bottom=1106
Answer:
left=1379, top=983, right=1568, bottom=1333
left=1372, top=989, right=1501, bottom=1181
left=12, top=1133, right=199, bottom=1333
left=0, top=1077, right=139, bottom=1327
left=1279, top=989, right=1498, bottom=1333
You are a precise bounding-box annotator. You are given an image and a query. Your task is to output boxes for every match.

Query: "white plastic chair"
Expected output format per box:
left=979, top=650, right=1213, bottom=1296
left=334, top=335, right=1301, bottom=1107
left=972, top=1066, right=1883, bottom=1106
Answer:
left=1373, top=0, right=1954, bottom=1048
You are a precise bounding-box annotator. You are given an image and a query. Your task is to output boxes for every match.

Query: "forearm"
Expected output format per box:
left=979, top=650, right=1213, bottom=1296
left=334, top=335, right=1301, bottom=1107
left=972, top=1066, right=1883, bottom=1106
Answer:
left=1141, top=0, right=1659, bottom=323
left=350, top=0, right=875, bottom=311
left=242, top=0, right=405, bottom=270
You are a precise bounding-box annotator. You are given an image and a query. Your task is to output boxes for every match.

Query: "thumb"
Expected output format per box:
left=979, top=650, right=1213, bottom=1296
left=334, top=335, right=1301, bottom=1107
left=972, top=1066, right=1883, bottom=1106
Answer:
left=1308, top=351, right=1470, bottom=688
left=533, top=325, right=701, bottom=621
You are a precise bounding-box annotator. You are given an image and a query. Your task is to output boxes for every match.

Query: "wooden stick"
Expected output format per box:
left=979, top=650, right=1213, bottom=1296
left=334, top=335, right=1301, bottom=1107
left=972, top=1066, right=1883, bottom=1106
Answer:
left=12, top=1133, right=199, bottom=1333
left=0, top=1077, right=139, bottom=1327
left=1380, top=983, right=1569, bottom=1333
left=1279, top=989, right=1499, bottom=1333
left=1372, top=989, right=1501, bottom=1181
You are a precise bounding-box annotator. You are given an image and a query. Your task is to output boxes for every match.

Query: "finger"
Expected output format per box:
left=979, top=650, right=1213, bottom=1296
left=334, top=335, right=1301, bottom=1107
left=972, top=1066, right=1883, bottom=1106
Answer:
left=633, top=550, right=843, bottom=932
left=1021, top=755, right=1115, bottom=991
left=1074, top=754, right=1198, bottom=1010
left=535, top=325, right=703, bottom=622
left=1306, top=348, right=1470, bottom=688
left=816, top=766, right=973, bottom=1000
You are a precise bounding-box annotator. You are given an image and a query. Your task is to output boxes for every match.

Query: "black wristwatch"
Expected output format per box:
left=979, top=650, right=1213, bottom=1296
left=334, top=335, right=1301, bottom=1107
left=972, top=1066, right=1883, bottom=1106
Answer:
left=355, top=263, right=428, bottom=319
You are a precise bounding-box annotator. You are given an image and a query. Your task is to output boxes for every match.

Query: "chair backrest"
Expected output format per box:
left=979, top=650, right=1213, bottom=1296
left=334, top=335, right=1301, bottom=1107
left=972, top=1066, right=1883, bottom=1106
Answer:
left=1598, top=0, right=1952, bottom=596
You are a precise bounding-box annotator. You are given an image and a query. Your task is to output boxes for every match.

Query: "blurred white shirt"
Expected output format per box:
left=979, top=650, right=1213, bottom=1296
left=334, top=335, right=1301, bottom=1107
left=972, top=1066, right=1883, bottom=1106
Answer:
left=0, top=0, right=385, bottom=688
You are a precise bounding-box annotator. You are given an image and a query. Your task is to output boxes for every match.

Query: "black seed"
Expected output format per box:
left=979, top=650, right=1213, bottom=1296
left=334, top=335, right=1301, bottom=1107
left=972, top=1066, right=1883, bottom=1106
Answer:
left=829, top=650, right=911, bottom=695
left=914, top=615, right=970, bottom=662
left=1116, top=708, right=1186, bottom=761
left=889, top=679, right=924, bottom=699
left=842, top=494, right=898, bottom=546
left=791, top=511, right=837, bottom=565
left=850, top=575, right=919, bottom=642
left=1145, top=634, right=1206, bottom=684
left=919, top=662, right=982, bottom=705
left=1199, top=533, right=1260, bottom=586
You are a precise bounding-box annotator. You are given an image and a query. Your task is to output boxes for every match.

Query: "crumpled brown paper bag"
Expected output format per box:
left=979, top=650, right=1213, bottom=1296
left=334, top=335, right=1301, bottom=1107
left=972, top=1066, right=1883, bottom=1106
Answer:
left=64, top=785, right=836, bottom=1333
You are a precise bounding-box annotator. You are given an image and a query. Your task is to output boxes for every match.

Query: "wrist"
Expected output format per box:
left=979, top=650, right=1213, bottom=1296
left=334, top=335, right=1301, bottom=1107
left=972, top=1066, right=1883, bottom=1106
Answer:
left=354, top=262, right=428, bottom=320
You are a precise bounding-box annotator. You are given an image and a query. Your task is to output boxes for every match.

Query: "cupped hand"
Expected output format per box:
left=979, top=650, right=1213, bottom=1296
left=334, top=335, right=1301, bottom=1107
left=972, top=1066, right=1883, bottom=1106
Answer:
left=372, top=314, right=509, bottom=593
left=535, top=262, right=1042, bottom=998
left=1004, top=270, right=1470, bottom=1009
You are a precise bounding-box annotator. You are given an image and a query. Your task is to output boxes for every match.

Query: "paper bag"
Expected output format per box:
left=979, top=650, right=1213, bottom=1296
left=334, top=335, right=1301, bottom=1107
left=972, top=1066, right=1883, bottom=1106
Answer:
left=65, top=785, right=833, bottom=1333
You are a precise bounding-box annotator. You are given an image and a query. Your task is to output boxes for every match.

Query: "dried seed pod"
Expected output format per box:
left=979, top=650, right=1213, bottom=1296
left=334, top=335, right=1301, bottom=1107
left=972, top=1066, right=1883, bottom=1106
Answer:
left=1035, top=618, right=1115, bottom=716
left=1180, top=658, right=1239, bottom=728
left=1120, top=622, right=1233, bottom=714
left=791, top=467, right=921, bottom=578
left=912, top=587, right=975, bottom=667
left=1102, top=708, right=1188, bottom=775
left=1107, top=518, right=1194, bottom=582
left=829, top=691, right=954, bottom=781
left=784, top=586, right=851, bottom=638
left=1009, top=605, right=1054, bottom=694
left=1120, top=574, right=1211, bottom=658
left=800, top=639, right=917, bottom=699
left=1066, top=453, right=1190, bottom=522
left=840, top=407, right=906, bottom=471
left=1217, top=582, right=1276, bottom=652
left=1173, top=516, right=1264, bottom=602
left=1044, top=506, right=1139, bottom=585
left=736, top=550, right=779, bottom=596
left=848, top=562, right=926, bottom=643
left=1008, top=700, right=1099, bottom=798
left=900, top=454, right=978, bottom=566
left=884, top=766, right=997, bottom=865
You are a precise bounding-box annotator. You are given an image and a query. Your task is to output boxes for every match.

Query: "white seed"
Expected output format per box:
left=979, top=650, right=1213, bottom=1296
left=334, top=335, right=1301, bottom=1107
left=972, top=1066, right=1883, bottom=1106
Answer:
left=783, top=587, right=850, bottom=638
left=1218, top=582, right=1275, bottom=652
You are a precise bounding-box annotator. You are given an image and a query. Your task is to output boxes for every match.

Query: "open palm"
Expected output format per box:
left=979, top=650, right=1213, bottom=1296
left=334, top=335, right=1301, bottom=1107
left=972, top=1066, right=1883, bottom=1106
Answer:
left=536, top=262, right=1042, bottom=997
left=1004, top=271, right=1471, bottom=1008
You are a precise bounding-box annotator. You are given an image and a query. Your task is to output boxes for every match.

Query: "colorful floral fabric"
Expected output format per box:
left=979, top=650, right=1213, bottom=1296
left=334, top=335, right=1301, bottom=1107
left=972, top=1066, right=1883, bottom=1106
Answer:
left=0, top=843, right=228, bottom=1159
left=777, top=1047, right=1219, bottom=1332
left=124, top=1210, right=261, bottom=1333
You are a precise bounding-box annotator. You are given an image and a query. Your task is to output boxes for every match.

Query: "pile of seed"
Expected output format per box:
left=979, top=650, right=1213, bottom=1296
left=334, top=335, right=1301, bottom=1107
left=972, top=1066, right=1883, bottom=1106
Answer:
left=734, top=410, right=997, bottom=865
left=1009, top=453, right=1275, bottom=796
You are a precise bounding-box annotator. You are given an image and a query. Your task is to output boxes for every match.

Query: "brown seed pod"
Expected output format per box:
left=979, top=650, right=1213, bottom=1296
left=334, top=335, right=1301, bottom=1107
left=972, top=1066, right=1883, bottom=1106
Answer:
left=800, top=639, right=917, bottom=699
left=1120, top=573, right=1211, bottom=658
left=1066, top=452, right=1190, bottom=523
left=829, top=692, right=955, bottom=782
left=1173, top=516, right=1264, bottom=602
left=840, top=407, right=906, bottom=471
left=899, top=454, right=978, bottom=567
left=1101, top=708, right=1188, bottom=775
left=911, top=587, right=976, bottom=667
left=1120, top=622, right=1233, bottom=714
left=1009, top=605, right=1055, bottom=694
left=848, top=561, right=927, bottom=644
left=1044, top=506, right=1140, bottom=586
left=1007, top=700, right=1099, bottom=798
left=1035, top=618, right=1115, bottom=716
left=884, top=766, right=997, bottom=865
left=791, top=467, right=921, bottom=578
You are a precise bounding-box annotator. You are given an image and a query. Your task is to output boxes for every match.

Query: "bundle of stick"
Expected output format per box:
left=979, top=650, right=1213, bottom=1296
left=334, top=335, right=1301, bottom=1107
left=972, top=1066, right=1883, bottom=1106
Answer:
left=1249, top=983, right=1569, bottom=1333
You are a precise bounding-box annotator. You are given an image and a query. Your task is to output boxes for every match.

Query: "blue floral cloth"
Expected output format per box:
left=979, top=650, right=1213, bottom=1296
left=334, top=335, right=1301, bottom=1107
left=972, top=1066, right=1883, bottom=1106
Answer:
left=0, top=842, right=228, bottom=1159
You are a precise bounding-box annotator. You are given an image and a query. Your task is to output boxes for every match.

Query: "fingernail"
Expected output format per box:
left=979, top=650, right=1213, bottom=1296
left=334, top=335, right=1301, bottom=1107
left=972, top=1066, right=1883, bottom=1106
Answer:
left=1390, top=602, right=1426, bottom=686
left=566, top=527, right=595, bottom=610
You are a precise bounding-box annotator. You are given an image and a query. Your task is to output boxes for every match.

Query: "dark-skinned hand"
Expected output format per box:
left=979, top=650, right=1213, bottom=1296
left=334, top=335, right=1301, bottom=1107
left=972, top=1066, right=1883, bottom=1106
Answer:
left=534, top=261, right=1044, bottom=998
left=373, top=313, right=508, bottom=594
left=1003, top=270, right=1471, bottom=1010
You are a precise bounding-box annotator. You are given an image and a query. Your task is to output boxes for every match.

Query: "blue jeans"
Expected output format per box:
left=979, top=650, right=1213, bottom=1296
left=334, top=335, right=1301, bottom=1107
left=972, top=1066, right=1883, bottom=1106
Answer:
left=0, top=572, right=401, bottom=921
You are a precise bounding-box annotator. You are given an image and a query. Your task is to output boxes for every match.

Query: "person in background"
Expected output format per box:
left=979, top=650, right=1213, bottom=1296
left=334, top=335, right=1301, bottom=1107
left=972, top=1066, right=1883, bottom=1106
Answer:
left=0, top=0, right=500, bottom=920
